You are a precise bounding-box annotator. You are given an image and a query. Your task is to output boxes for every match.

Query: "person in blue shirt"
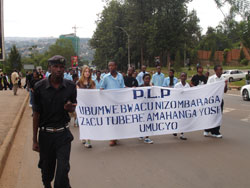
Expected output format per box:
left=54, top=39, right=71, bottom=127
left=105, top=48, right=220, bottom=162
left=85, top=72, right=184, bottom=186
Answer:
left=94, top=70, right=103, bottom=89
left=151, top=66, right=165, bottom=86
left=137, top=65, right=148, bottom=86
left=92, top=69, right=97, bottom=80
left=100, top=62, right=125, bottom=90
left=100, top=61, right=125, bottom=146
left=64, top=69, right=73, bottom=81
left=162, top=69, right=178, bottom=88
left=45, top=67, right=51, bottom=78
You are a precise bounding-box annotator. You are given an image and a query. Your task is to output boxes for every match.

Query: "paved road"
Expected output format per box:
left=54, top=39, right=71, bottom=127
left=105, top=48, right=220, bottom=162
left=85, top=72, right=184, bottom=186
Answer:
left=0, top=94, right=250, bottom=188
left=0, top=89, right=27, bottom=145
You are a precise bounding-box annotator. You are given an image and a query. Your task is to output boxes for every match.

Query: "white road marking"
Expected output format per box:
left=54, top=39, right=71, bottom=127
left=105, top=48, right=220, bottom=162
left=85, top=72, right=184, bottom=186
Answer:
left=223, top=108, right=236, bottom=113
left=241, top=115, right=250, bottom=123
left=226, top=94, right=241, bottom=97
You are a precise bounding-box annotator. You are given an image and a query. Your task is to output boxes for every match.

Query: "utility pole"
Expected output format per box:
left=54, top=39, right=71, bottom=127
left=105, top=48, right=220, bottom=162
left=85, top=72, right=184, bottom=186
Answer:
left=115, top=26, right=131, bottom=68
left=72, top=25, right=82, bottom=36
left=72, top=25, right=82, bottom=57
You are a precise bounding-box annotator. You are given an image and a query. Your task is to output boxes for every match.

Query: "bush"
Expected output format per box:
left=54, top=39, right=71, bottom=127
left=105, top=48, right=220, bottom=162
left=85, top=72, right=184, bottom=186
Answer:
left=239, top=48, right=245, bottom=62
left=241, top=58, right=249, bottom=66
left=223, top=48, right=230, bottom=65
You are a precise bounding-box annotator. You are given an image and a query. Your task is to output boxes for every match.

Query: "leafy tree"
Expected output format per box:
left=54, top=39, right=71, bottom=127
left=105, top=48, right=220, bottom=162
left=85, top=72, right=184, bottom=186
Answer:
left=90, top=0, right=128, bottom=70
left=174, top=50, right=181, bottom=72
left=90, top=0, right=201, bottom=71
left=240, top=20, right=250, bottom=48
left=48, top=38, right=76, bottom=68
left=198, top=27, right=233, bottom=51
left=215, top=0, right=250, bottom=20
left=239, top=48, right=245, bottom=61
left=7, top=45, right=22, bottom=72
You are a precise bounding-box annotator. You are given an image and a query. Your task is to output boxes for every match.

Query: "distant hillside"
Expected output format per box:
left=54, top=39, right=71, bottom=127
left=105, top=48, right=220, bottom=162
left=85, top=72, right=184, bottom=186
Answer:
left=4, top=37, right=94, bottom=62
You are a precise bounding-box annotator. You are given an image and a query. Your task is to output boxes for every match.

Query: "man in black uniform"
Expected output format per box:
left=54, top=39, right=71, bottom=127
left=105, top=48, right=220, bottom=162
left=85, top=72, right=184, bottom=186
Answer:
left=32, top=55, right=77, bottom=188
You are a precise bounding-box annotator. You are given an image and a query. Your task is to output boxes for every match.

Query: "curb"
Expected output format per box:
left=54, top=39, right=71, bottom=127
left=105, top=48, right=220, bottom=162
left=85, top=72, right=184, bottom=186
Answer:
left=0, top=93, right=29, bottom=177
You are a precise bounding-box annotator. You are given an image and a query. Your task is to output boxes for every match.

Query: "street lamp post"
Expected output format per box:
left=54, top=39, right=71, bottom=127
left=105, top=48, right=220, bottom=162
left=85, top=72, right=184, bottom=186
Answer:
left=115, top=26, right=131, bottom=68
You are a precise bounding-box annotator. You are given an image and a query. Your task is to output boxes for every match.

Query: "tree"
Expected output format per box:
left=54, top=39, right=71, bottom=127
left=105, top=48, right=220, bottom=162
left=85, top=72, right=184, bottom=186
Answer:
left=198, top=27, right=233, bottom=51
left=7, top=45, right=22, bottom=72
left=48, top=38, right=76, bottom=68
left=215, top=0, right=250, bottom=21
left=90, top=0, right=201, bottom=71
left=90, top=0, right=128, bottom=70
left=149, top=0, right=191, bottom=70
left=240, top=20, right=250, bottom=48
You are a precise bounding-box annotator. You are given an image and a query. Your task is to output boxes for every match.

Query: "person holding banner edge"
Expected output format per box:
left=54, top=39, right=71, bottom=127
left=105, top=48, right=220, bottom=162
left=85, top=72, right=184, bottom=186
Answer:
left=100, top=61, right=125, bottom=146
left=204, top=65, right=228, bottom=138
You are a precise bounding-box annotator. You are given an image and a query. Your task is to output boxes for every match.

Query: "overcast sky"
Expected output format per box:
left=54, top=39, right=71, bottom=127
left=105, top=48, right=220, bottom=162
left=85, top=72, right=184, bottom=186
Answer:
left=4, top=0, right=231, bottom=38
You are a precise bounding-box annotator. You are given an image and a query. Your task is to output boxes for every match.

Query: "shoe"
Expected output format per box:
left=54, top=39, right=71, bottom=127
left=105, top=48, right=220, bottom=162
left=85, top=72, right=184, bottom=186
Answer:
left=212, top=134, right=223, bottom=138
left=180, top=135, right=187, bottom=140
left=84, top=142, right=92, bottom=148
left=173, top=133, right=177, bottom=137
left=139, top=137, right=144, bottom=141
left=82, top=140, right=86, bottom=144
left=109, top=140, right=117, bottom=146
left=203, top=131, right=210, bottom=137
left=144, top=138, right=154, bottom=144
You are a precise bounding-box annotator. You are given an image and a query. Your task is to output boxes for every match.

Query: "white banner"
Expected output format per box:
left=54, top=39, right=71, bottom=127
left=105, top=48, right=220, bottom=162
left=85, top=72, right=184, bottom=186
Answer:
left=76, top=81, right=225, bottom=140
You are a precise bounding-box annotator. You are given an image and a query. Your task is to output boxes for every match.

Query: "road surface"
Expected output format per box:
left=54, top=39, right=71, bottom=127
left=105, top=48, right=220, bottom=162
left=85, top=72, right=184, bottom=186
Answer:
left=0, top=94, right=250, bottom=188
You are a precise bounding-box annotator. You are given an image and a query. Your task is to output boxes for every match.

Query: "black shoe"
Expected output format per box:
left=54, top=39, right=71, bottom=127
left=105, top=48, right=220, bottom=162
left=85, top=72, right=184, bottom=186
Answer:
left=180, top=136, right=187, bottom=140
left=173, top=133, right=177, bottom=137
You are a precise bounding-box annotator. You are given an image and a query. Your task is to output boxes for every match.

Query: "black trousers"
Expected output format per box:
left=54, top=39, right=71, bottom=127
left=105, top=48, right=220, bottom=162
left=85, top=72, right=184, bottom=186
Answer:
left=3, top=82, right=10, bottom=90
left=38, top=129, right=74, bottom=188
left=205, top=100, right=224, bottom=135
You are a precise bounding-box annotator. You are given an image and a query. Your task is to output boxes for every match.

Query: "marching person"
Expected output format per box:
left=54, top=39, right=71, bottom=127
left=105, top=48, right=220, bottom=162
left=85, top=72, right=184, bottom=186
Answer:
left=190, top=65, right=207, bottom=87
left=0, top=69, right=3, bottom=90
left=173, top=72, right=190, bottom=140
left=30, top=70, right=42, bottom=110
left=124, top=67, right=138, bottom=88
left=139, top=73, right=154, bottom=144
left=246, top=71, right=250, bottom=85
left=32, top=55, right=76, bottom=188
left=11, top=69, right=19, bottom=95
left=3, top=73, right=11, bottom=90
left=137, top=65, right=148, bottom=86
left=77, top=65, right=96, bottom=148
left=204, top=65, right=228, bottom=138
left=162, top=69, right=178, bottom=88
left=71, top=73, right=79, bottom=127
left=151, top=66, right=165, bottom=86
left=94, top=70, right=103, bottom=89
left=100, top=61, right=125, bottom=146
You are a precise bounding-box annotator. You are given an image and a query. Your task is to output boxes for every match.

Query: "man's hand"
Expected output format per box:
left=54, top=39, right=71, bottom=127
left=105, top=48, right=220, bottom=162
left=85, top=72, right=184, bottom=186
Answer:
left=32, top=141, right=40, bottom=152
left=64, top=101, right=77, bottom=112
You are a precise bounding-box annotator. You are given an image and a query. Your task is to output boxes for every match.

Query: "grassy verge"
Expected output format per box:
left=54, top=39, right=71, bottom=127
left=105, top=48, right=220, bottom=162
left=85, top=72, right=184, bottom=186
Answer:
left=229, top=79, right=246, bottom=88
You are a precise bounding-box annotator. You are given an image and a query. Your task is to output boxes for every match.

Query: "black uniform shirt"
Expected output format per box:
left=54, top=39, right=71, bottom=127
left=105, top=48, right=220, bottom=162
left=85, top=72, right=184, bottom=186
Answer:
left=124, top=76, right=138, bottom=87
left=191, top=74, right=207, bottom=86
left=33, top=77, right=77, bottom=128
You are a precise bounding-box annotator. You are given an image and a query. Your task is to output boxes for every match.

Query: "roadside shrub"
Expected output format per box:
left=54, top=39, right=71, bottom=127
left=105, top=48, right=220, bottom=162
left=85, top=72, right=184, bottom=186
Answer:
left=223, top=49, right=230, bottom=66
left=241, top=58, right=249, bottom=66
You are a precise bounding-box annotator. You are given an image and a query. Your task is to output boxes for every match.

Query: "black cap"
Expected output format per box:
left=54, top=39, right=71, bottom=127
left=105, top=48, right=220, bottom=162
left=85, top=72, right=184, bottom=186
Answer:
left=48, top=55, right=66, bottom=65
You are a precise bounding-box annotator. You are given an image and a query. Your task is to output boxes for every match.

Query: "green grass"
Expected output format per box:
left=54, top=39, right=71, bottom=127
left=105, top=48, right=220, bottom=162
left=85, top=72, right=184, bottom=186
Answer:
left=229, top=79, right=246, bottom=87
